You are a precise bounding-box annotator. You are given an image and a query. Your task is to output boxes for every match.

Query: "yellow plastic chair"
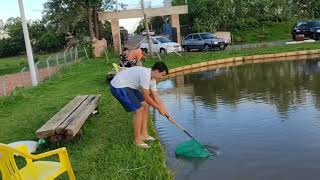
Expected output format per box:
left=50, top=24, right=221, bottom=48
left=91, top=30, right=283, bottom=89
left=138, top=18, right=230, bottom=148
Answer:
left=112, top=63, right=127, bottom=73
left=0, top=143, right=75, bottom=180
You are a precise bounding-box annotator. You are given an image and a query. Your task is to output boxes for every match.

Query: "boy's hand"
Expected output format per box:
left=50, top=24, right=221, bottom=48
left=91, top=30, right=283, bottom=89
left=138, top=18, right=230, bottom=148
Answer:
left=167, top=115, right=176, bottom=124
left=164, top=114, right=176, bottom=124
left=157, top=107, right=167, bottom=116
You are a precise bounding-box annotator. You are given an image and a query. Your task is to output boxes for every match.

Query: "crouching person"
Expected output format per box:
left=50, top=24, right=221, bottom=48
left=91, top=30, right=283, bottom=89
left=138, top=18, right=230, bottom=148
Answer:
left=110, top=62, right=169, bottom=148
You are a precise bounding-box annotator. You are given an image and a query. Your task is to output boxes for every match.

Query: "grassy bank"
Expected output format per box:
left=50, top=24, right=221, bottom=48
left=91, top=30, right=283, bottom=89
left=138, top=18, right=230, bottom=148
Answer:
left=1, top=42, right=320, bottom=179
left=0, top=57, right=172, bottom=179
left=232, top=21, right=295, bottom=44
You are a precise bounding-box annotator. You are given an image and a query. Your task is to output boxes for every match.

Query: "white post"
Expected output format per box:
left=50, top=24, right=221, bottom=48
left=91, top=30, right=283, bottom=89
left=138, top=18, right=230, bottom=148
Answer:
left=18, top=0, right=38, bottom=86
left=56, top=54, right=59, bottom=65
left=64, top=50, right=67, bottom=63
left=46, top=59, right=51, bottom=78
left=75, top=47, right=78, bottom=61
left=70, top=47, right=73, bottom=62
left=84, top=47, right=89, bottom=60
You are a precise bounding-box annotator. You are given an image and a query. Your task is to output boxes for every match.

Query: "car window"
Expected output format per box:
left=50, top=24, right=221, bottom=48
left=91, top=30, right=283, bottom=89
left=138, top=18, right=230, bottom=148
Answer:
left=200, top=33, right=214, bottom=39
left=156, top=37, right=171, bottom=43
left=193, top=34, right=200, bottom=40
left=309, top=21, right=320, bottom=27
left=297, top=22, right=308, bottom=29
left=152, top=39, right=158, bottom=44
left=185, top=35, right=192, bottom=40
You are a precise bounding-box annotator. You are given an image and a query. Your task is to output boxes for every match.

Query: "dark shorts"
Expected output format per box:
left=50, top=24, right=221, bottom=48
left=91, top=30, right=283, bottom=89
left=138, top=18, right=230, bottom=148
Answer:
left=110, top=85, right=144, bottom=112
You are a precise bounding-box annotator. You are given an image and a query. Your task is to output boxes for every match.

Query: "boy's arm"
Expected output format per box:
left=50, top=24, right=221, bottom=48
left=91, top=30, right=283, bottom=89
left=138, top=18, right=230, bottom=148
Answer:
left=142, top=88, right=167, bottom=115
left=142, top=88, right=160, bottom=110
left=150, top=90, right=176, bottom=124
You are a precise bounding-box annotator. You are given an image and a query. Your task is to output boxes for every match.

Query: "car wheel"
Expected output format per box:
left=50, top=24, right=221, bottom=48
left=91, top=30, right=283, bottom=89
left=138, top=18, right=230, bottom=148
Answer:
left=185, top=46, right=191, bottom=52
left=160, top=48, right=166, bottom=54
left=142, top=48, right=148, bottom=53
left=204, top=44, right=210, bottom=51
left=313, top=33, right=319, bottom=41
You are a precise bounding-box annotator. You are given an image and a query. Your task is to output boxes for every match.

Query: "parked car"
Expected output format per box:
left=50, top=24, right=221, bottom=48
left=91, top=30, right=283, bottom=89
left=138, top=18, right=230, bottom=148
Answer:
left=140, top=36, right=182, bottom=54
left=182, top=32, right=228, bottom=51
left=292, top=20, right=320, bottom=40
left=142, top=30, right=155, bottom=36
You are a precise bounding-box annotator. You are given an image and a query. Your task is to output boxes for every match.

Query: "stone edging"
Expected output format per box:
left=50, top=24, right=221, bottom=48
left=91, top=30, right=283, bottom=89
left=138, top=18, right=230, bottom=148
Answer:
left=167, top=49, right=320, bottom=78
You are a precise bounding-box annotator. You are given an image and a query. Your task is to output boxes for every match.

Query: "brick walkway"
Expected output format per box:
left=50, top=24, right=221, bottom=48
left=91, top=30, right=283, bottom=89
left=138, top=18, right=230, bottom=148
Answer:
left=0, top=67, right=58, bottom=96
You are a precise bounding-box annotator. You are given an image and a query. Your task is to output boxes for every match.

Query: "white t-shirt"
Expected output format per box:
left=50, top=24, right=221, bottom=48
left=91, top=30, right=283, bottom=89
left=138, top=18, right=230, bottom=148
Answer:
left=111, top=66, right=151, bottom=90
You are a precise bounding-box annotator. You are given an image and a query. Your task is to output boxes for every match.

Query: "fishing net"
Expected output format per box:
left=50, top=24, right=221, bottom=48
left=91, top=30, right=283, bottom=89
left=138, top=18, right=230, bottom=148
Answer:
left=175, top=139, right=210, bottom=158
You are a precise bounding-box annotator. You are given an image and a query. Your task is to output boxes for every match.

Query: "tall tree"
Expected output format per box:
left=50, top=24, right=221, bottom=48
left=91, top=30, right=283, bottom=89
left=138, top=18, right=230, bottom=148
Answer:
left=44, top=0, right=103, bottom=40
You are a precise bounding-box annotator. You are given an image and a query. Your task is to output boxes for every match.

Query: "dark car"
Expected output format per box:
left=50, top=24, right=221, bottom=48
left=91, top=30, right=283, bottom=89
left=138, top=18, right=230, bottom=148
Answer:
left=182, top=32, right=228, bottom=52
left=292, top=20, right=320, bottom=40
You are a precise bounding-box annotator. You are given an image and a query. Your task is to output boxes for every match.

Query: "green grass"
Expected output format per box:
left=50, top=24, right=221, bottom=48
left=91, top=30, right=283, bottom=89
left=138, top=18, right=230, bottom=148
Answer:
left=1, top=42, right=320, bottom=179
left=232, top=21, right=295, bottom=44
left=0, top=58, right=172, bottom=179
left=0, top=53, right=56, bottom=76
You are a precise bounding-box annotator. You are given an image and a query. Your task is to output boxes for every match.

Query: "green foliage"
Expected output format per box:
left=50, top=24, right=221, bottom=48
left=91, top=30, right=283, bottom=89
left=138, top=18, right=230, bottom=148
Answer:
left=151, top=16, right=164, bottom=34
left=173, top=0, right=320, bottom=35
left=37, top=32, right=66, bottom=52
left=233, top=21, right=295, bottom=43
left=134, top=20, right=145, bottom=34
left=0, top=18, right=66, bottom=58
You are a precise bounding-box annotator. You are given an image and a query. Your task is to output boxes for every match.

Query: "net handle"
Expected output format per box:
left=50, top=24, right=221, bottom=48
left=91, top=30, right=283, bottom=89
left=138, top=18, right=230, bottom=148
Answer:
left=165, top=115, right=194, bottom=139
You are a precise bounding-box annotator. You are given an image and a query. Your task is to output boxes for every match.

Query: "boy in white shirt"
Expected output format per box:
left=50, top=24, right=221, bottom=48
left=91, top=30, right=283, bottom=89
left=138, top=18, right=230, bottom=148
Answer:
left=110, top=62, right=173, bottom=148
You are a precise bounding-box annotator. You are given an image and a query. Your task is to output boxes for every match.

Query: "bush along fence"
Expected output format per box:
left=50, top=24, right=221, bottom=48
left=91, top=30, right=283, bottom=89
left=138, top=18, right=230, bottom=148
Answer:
left=0, top=46, right=90, bottom=97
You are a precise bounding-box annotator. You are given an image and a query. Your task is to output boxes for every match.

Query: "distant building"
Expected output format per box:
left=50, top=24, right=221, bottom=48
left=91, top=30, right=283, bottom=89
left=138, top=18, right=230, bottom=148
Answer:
left=0, top=30, right=9, bottom=40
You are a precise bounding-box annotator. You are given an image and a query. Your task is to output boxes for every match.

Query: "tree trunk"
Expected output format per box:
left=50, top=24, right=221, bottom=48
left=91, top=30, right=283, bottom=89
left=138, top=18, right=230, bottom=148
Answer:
left=93, top=7, right=100, bottom=39
left=87, top=7, right=95, bottom=40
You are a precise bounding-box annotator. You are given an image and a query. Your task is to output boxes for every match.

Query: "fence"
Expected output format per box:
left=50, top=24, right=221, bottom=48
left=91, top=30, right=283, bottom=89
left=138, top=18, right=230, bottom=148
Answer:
left=0, top=46, right=89, bottom=97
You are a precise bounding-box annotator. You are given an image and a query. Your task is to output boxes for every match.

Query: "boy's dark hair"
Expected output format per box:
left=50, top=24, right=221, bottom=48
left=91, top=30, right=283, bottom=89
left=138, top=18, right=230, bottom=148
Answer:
left=123, top=47, right=129, bottom=51
left=152, top=62, right=169, bottom=75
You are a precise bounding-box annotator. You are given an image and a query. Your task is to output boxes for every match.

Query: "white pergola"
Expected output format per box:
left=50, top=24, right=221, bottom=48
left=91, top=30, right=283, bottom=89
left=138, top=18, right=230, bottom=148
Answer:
left=98, top=5, right=188, bottom=53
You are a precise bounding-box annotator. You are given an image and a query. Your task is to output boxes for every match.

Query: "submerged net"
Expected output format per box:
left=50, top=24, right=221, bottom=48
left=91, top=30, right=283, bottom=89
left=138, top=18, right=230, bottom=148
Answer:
left=175, top=139, right=210, bottom=158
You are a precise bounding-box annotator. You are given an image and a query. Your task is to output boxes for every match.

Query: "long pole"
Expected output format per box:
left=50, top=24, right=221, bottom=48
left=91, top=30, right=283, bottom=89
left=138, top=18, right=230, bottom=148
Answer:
left=141, top=0, right=153, bottom=54
left=18, top=0, right=38, bottom=86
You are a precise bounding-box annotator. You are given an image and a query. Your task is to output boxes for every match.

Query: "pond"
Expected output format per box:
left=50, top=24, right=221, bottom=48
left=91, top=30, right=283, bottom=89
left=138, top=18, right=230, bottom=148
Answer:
left=154, top=58, right=320, bottom=180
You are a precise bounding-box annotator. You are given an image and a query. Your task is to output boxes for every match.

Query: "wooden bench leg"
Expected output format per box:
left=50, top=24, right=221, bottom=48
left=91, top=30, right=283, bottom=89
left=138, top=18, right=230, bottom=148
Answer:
left=50, top=134, right=65, bottom=143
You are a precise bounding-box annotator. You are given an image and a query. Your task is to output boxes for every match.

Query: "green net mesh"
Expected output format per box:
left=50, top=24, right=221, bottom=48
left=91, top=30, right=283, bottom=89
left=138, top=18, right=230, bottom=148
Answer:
left=175, top=139, right=210, bottom=158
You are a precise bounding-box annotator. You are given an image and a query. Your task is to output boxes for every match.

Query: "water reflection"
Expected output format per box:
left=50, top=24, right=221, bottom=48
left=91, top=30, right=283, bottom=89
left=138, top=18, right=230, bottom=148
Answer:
left=155, top=58, right=320, bottom=180
left=161, top=58, right=320, bottom=118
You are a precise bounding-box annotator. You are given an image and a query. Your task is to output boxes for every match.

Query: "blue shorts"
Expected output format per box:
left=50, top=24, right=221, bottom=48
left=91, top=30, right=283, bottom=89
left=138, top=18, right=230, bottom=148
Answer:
left=110, top=85, right=144, bottom=112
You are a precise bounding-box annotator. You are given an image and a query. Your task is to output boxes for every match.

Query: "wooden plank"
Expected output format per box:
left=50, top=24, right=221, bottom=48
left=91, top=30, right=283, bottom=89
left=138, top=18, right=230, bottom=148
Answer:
left=55, top=95, right=100, bottom=134
left=64, top=95, right=101, bottom=139
left=35, top=95, right=89, bottom=139
left=98, top=5, right=188, bottom=20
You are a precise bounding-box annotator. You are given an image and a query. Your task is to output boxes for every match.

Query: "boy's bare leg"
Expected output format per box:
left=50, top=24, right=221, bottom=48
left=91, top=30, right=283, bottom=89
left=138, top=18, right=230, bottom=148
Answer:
left=141, top=102, right=150, bottom=139
left=133, top=106, right=144, bottom=144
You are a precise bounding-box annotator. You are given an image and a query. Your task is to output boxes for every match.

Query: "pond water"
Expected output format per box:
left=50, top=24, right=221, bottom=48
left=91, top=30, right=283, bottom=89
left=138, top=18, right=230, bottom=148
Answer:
left=154, top=59, right=320, bottom=180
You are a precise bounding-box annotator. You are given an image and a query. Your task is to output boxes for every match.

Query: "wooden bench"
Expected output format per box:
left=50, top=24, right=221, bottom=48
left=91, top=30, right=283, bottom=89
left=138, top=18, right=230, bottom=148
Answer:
left=36, top=95, right=101, bottom=142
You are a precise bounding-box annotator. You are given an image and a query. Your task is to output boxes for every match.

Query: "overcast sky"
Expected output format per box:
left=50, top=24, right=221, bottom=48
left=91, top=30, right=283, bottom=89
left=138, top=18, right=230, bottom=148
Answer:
left=0, top=0, right=164, bottom=33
